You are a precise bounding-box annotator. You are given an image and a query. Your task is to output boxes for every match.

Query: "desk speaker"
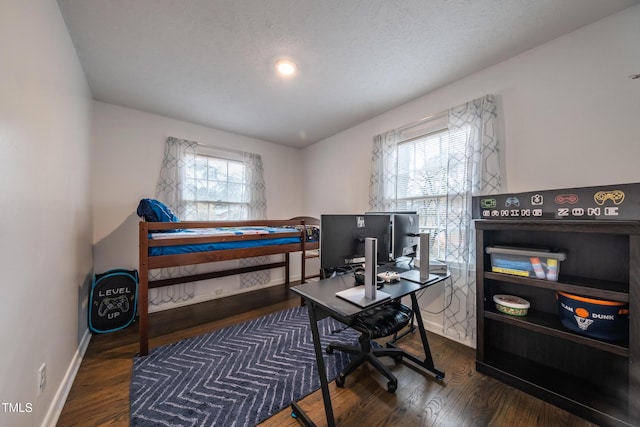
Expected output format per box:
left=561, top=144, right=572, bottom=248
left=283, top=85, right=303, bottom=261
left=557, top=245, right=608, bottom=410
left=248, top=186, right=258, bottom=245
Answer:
left=420, top=233, right=430, bottom=281
left=364, top=237, right=377, bottom=299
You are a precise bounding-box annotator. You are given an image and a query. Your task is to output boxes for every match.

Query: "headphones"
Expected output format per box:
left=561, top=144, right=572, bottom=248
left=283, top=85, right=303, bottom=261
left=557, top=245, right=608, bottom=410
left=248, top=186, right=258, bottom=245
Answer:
left=353, top=267, right=384, bottom=289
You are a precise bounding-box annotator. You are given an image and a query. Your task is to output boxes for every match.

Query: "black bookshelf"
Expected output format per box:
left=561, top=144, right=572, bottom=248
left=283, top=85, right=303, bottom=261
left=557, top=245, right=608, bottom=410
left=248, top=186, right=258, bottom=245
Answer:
left=475, top=220, right=639, bottom=427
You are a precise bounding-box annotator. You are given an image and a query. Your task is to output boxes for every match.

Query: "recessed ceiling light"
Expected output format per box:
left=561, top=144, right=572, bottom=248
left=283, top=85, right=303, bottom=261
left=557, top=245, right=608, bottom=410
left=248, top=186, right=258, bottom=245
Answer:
left=276, top=59, right=297, bottom=77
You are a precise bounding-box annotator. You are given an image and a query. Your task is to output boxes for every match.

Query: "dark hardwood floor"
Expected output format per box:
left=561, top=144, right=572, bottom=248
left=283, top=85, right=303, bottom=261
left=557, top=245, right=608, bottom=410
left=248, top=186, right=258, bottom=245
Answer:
left=57, top=287, right=596, bottom=426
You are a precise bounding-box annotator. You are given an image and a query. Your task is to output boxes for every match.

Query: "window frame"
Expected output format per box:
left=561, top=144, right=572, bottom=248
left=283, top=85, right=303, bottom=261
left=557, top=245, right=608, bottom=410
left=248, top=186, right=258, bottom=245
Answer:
left=393, top=120, right=471, bottom=263
left=184, top=147, right=249, bottom=221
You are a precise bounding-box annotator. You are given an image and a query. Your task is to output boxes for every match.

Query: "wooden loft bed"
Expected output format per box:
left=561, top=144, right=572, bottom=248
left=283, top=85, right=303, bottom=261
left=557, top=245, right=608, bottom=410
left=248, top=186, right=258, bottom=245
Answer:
left=138, top=218, right=319, bottom=356
left=290, top=216, right=321, bottom=281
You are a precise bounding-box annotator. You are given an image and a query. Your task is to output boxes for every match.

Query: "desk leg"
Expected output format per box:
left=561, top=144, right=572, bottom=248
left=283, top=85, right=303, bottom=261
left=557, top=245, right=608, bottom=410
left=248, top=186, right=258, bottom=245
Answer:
left=387, top=292, right=445, bottom=380
left=291, top=302, right=336, bottom=427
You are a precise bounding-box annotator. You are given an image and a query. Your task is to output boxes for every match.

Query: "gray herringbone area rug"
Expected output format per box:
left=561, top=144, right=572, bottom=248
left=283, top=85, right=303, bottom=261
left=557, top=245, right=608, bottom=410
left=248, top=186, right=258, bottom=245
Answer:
left=130, top=306, right=359, bottom=426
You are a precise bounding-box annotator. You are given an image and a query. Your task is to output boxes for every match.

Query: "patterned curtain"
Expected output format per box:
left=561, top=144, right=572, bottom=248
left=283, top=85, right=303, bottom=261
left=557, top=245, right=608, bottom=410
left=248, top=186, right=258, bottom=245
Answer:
left=242, top=152, right=267, bottom=220
left=443, top=94, right=501, bottom=343
left=155, top=136, right=198, bottom=219
left=239, top=152, right=270, bottom=286
left=369, top=130, right=401, bottom=211
left=151, top=136, right=198, bottom=304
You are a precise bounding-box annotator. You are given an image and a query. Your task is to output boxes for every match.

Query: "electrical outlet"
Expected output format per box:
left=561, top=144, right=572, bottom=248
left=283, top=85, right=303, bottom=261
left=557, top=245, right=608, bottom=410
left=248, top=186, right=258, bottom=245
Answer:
left=37, top=363, right=46, bottom=395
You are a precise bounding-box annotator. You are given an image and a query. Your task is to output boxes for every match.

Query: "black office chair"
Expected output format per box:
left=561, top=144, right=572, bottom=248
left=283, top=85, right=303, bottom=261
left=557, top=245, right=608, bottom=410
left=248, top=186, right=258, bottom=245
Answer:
left=326, top=299, right=412, bottom=393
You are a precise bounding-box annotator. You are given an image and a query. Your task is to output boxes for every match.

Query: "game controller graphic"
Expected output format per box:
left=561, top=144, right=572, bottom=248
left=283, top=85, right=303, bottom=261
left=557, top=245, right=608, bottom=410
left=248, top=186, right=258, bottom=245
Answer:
left=377, top=271, right=401, bottom=283
left=594, top=190, right=625, bottom=206
left=531, top=194, right=544, bottom=205
left=98, top=295, right=130, bottom=317
left=505, top=196, right=520, bottom=207
left=554, top=194, right=579, bottom=204
left=480, top=198, right=496, bottom=209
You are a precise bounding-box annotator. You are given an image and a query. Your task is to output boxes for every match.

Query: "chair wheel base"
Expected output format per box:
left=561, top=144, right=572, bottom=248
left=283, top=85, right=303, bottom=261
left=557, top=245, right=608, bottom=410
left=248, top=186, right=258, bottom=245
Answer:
left=387, top=381, right=397, bottom=393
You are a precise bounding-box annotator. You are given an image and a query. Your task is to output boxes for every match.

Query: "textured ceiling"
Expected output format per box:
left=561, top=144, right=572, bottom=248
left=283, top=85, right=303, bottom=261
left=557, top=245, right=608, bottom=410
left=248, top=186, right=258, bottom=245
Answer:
left=57, top=0, right=638, bottom=148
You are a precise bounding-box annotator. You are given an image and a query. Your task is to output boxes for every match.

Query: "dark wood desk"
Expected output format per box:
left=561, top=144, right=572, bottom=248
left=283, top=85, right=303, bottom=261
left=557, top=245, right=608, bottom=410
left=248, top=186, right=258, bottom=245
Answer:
left=290, top=272, right=449, bottom=427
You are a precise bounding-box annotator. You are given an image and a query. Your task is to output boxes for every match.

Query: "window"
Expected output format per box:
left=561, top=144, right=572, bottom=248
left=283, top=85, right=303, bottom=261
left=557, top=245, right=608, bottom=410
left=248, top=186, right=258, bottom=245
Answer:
left=371, top=96, right=500, bottom=342
left=184, top=154, right=248, bottom=221
left=395, top=127, right=470, bottom=261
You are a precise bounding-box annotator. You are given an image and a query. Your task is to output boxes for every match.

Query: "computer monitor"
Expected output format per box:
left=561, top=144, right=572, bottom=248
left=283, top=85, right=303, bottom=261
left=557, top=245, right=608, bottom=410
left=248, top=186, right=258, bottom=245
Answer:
left=390, top=213, right=420, bottom=260
left=320, top=214, right=391, bottom=270
left=366, top=212, right=420, bottom=261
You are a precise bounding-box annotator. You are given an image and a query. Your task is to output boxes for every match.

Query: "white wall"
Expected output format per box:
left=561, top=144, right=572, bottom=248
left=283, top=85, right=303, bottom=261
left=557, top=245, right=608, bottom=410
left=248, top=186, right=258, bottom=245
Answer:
left=91, top=102, right=305, bottom=310
left=0, top=1, right=93, bottom=426
left=302, top=5, right=640, bottom=341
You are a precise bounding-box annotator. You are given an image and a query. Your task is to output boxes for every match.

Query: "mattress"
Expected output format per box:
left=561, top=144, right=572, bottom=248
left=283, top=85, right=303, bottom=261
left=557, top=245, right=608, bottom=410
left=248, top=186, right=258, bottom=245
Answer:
left=148, top=226, right=318, bottom=256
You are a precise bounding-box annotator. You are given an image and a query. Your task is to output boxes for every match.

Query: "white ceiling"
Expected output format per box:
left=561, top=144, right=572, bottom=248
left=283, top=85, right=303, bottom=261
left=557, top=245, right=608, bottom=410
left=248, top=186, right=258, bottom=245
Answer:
left=57, top=0, right=638, bottom=148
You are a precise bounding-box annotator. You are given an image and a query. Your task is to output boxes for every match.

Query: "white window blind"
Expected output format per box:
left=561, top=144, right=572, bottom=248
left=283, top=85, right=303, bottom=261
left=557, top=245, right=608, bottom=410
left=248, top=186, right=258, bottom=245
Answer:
left=396, top=127, right=470, bottom=261
left=184, top=154, right=249, bottom=220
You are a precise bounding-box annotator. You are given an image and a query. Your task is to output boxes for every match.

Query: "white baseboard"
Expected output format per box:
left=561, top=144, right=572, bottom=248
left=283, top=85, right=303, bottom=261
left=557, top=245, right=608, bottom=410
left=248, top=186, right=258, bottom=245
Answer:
left=421, top=316, right=444, bottom=334
left=420, top=313, right=476, bottom=349
left=148, top=274, right=301, bottom=313
left=439, top=331, right=475, bottom=349
left=41, top=329, right=92, bottom=427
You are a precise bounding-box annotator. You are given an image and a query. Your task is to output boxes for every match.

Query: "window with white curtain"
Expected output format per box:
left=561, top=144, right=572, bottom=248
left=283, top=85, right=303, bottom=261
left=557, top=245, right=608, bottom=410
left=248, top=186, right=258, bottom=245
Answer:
left=395, top=126, right=470, bottom=262
left=185, top=153, right=249, bottom=221
left=370, top=95, right=500, bottom=344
